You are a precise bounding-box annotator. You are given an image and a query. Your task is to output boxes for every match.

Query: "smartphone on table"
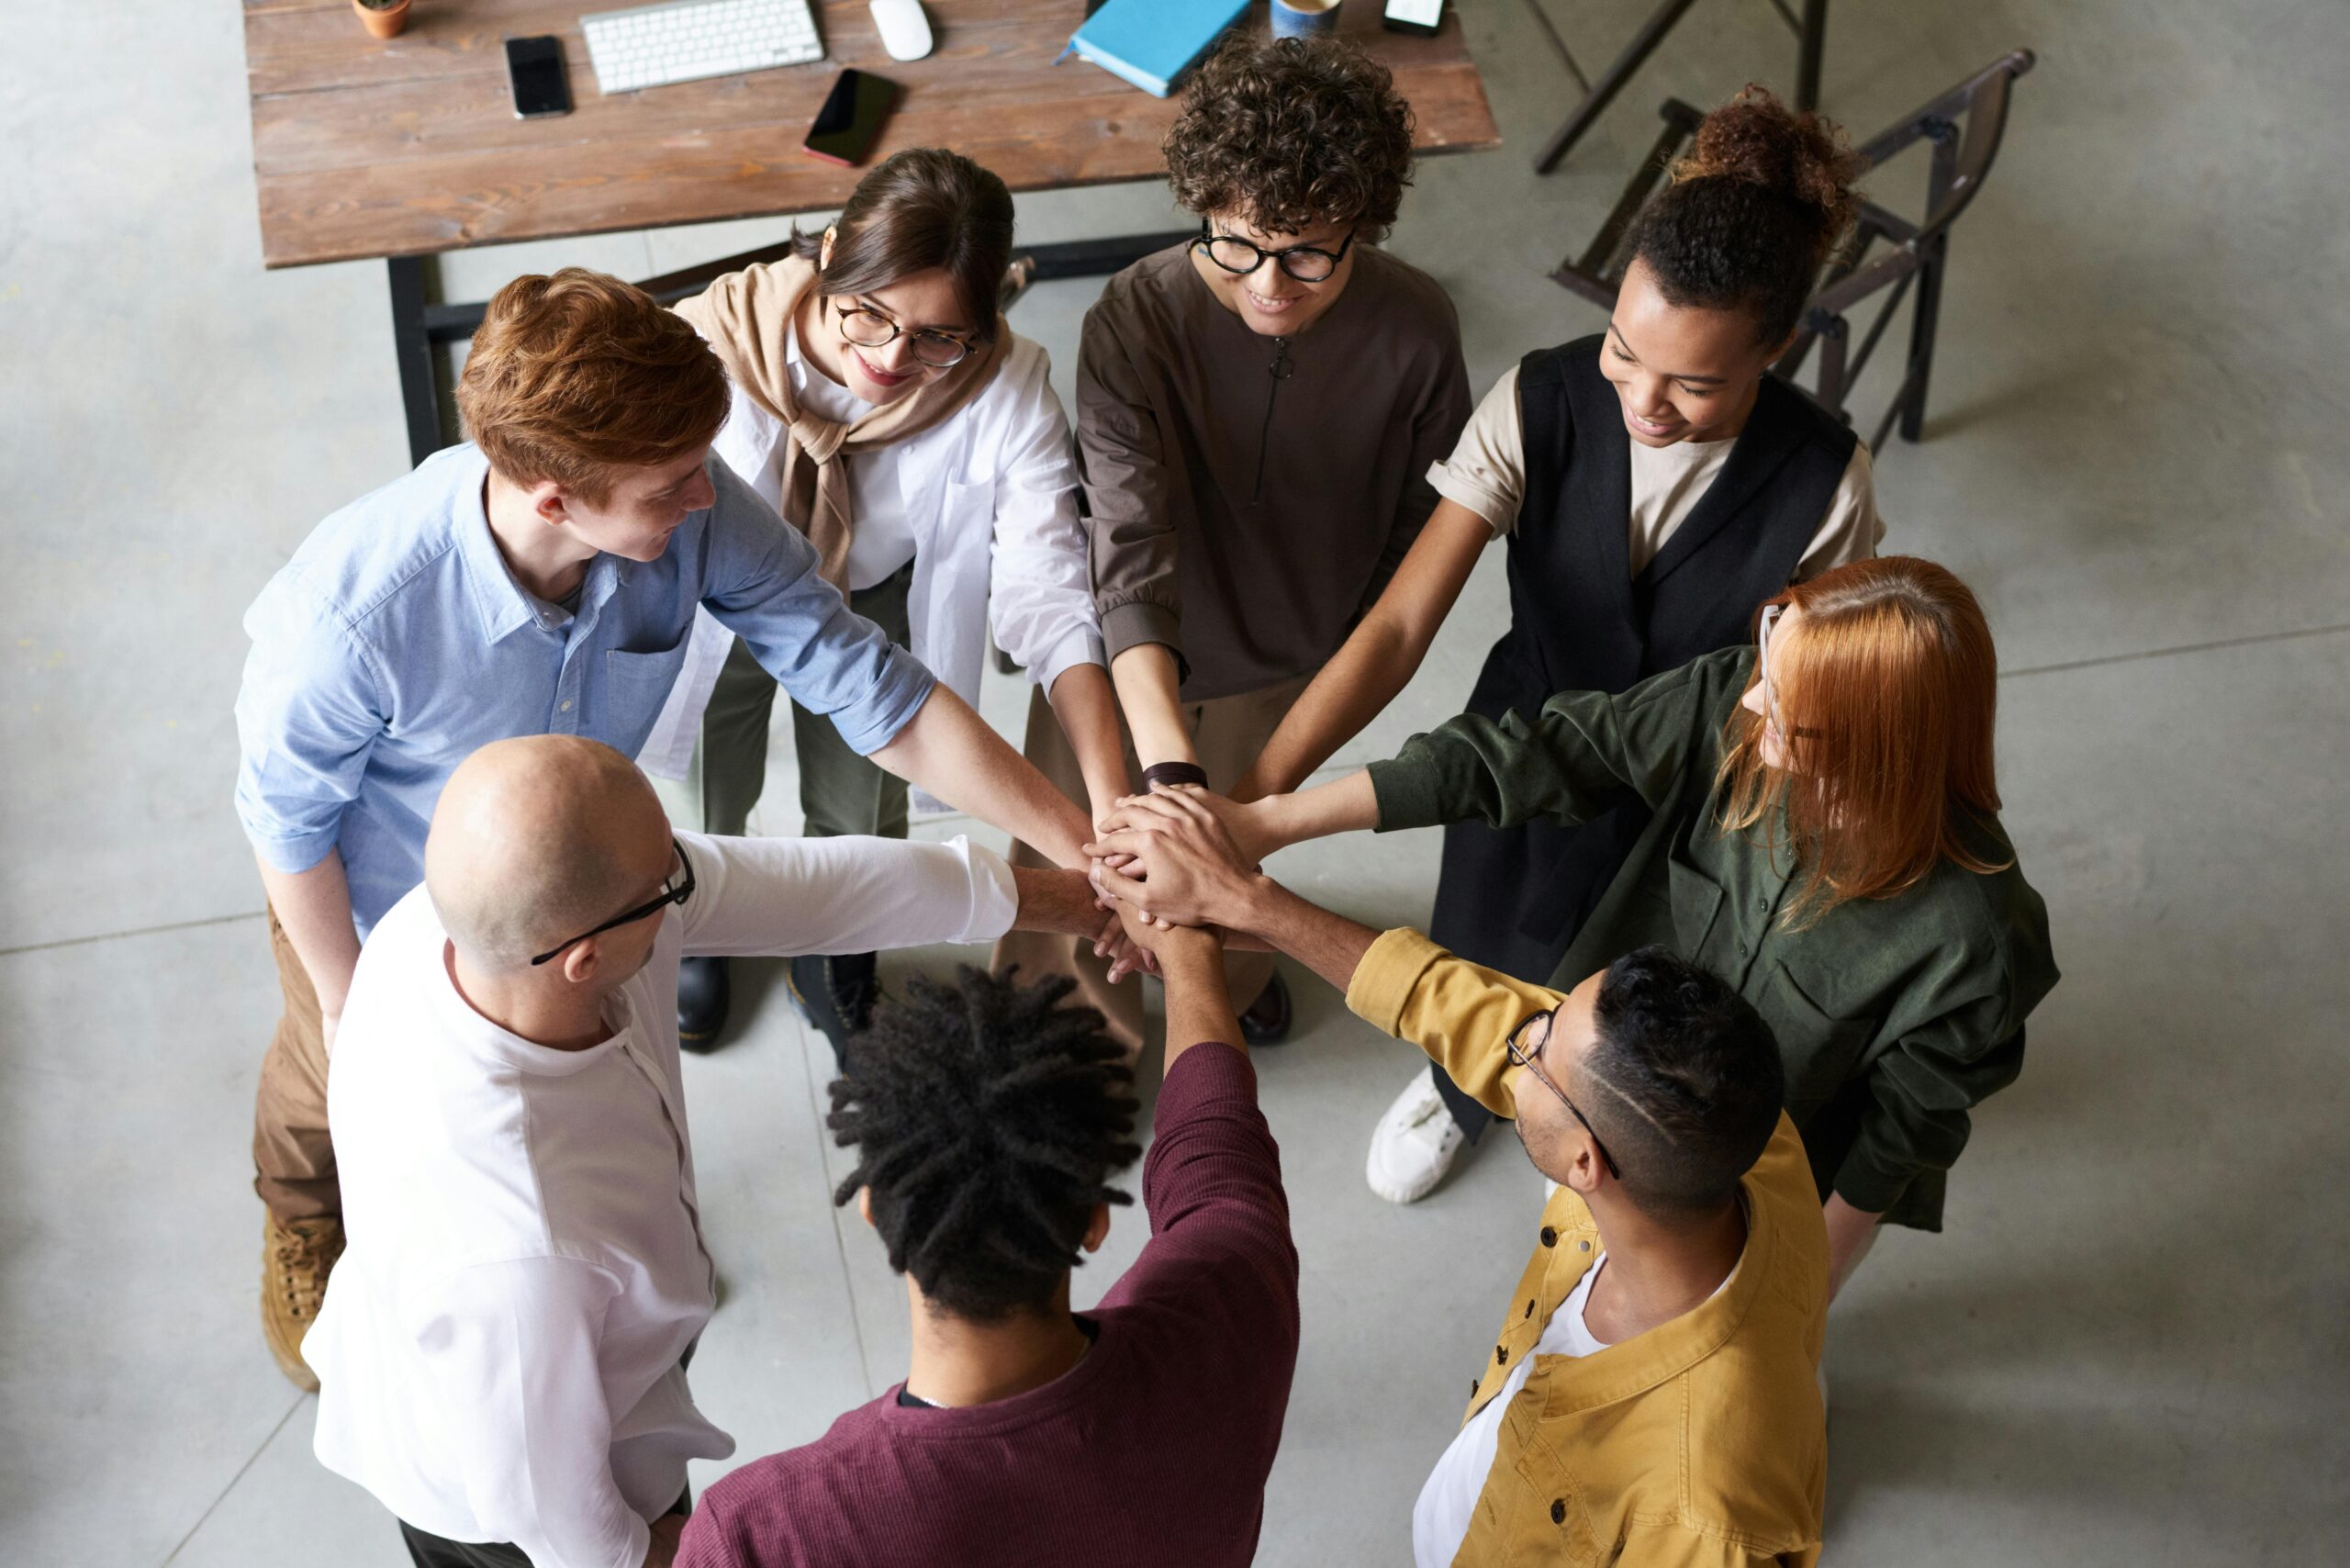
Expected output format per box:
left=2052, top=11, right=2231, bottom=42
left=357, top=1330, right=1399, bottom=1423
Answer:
left=802, top=69, right=900, bottom=167
left=1382, top=0, right=1446, bottom=37
left=505, top=36, right=573, bottom=118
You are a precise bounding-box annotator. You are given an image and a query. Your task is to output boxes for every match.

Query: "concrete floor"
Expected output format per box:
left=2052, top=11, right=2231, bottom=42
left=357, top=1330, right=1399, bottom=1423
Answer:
left=4, top=1, right=2346, bottom=1563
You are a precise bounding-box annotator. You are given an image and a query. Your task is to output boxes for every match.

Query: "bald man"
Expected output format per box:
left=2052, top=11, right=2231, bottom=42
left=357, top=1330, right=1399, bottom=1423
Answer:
left=304, top=736, right=1106, bottom=1568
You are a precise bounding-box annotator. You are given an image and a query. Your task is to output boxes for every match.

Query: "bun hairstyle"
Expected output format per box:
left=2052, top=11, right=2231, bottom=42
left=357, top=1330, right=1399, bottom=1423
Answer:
left=789, top=148, right=1014, bottom=343
left=1627, top=85, right=1867, bottom=347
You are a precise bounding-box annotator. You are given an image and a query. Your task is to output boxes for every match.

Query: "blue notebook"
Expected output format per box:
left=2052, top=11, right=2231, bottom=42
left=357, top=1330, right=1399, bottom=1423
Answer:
left=1063, top=0, right=1252, bottom=98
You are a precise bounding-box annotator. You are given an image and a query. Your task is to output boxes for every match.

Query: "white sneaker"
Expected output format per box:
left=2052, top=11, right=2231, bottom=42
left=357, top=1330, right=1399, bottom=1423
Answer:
left=1366, top=1064, right=1469, bottom=1204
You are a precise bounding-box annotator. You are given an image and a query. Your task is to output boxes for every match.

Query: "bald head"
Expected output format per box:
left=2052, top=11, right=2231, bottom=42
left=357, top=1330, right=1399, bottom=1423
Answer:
left=426, top=736, right=672, bottom=973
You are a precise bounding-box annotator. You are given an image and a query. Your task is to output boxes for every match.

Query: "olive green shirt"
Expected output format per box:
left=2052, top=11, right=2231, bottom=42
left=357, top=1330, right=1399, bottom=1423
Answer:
left=1366, top=646, right=2058, bottom=1229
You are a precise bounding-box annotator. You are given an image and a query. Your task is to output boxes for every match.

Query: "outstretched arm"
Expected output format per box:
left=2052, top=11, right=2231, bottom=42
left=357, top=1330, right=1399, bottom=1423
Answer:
left=869, top=685, right=1091, bottom=868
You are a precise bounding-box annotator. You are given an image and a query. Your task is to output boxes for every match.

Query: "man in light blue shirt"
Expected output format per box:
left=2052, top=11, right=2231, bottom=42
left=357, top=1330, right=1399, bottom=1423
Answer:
left=237, top=268, right=1099, bottom=1394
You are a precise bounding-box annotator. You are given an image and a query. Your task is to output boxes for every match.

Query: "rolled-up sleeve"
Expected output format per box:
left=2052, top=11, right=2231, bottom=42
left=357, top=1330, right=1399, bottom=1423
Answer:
left=986, top=351, right=1105, bottom=695
left=418, top=1257, right=650, bottom=1568
left=1074, top=297, right=1184, bottom=672
left=233, top=572, right=386, bottom=873
left=1346, top=928, right=1566, bottom=1121
left=1837, top=979, right=2030, bottom=1215
left=696, top=460, right=934, bottom=756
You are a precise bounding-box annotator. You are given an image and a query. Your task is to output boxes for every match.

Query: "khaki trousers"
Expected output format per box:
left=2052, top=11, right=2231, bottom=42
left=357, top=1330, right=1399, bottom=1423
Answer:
left=993, top=671, right=1310, bottom=1055
left=253, top=904, right=337, bottom=1223
left=652, top=564, right=913, bottom=842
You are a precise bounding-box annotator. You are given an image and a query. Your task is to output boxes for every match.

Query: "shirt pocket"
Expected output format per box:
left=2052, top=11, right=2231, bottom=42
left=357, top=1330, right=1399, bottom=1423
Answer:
left=602, top=642, right=692, bottom=746
left=1665, top=854, right=1729, bottom=968
left=1504, top=1431, right=1609, bottom=1567
left=1764, top=960, right=1879, bottom=1117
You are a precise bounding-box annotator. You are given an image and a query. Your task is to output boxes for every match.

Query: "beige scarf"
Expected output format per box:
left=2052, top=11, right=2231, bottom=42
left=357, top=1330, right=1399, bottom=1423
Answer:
left=674, top=253, right=1009, bottom=588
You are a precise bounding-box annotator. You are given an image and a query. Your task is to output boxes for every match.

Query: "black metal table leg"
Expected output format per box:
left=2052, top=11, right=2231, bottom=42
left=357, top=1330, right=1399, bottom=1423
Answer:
left=1532, top=0, right=1702, bottom=174
left=1794, top=0, right=1829, bottom=111
left=387, top=256, right=443, bottom=468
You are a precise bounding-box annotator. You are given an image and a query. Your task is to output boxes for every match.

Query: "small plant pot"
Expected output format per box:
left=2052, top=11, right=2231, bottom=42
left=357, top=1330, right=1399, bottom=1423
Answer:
left=353, top=0, right=412, bottom=39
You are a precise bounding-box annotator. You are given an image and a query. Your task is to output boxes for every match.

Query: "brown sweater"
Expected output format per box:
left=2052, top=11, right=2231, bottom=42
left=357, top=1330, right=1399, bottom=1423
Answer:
left=1077, top=243, right=1472, bottom=701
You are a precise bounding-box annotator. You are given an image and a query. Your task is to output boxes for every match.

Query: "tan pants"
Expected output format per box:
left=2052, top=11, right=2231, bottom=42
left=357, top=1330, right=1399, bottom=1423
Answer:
left=992, top=671, right=1309, bottom=1054
left=253, top=904, right=337, bottom=1223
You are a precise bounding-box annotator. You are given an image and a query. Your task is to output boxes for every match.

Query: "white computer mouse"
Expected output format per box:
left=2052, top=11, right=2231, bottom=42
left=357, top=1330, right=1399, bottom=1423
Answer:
left=868, top=0, right=934, bottom=62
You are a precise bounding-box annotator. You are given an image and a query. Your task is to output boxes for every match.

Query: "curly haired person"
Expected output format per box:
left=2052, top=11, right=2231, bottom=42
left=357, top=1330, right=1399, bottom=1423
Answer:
left=993, top=33, right=1472, bottom=1056
left=678, top=926, right=1298, bottom=1568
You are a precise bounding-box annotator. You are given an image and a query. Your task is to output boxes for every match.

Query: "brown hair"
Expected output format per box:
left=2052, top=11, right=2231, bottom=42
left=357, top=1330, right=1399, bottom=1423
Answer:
left=1715, top=557, right=2009, bottom=925
left=456, top=268, right=730, bottom=504
left=1628, top=85, right=1867, bottom=345
left=791, top=148, right=1013, bottom=342
left=1162, top=34, right=1416, bottom=242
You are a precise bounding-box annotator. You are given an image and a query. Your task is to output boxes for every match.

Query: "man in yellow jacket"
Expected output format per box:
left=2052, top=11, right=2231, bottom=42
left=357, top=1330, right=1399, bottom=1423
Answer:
left=1091, top=788, right=1830, bottom=1567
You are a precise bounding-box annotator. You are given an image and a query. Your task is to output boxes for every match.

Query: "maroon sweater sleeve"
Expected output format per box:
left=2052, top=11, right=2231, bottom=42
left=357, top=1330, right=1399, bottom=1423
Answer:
left=1102, top=1044, right=1301, bottom=1411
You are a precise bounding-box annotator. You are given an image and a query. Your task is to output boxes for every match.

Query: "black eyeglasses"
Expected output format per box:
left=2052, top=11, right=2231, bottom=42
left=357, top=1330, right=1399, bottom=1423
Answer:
left=531, top=838, right=695, bottom=967
left=1192, top=222, right=1357, bottom=283
left=1505, top=1007, right=1621, bottom=1179
left=834, top=302, right=975, bottom=368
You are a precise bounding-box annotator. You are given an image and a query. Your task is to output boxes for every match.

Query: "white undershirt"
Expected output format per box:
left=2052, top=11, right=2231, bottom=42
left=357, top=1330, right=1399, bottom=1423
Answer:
left=786, top=319, right=919, bottom=591
left=1412, top=1258, right=1615, bottom=1568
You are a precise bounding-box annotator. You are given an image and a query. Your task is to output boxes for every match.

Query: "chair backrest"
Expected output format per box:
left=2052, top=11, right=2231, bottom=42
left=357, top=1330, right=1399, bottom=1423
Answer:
left=1550, top=50, right=2037, bottom=448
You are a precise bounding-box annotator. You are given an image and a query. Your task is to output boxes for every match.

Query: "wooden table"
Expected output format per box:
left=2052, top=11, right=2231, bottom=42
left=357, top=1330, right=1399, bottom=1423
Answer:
left=241, top=0, right=1500, bottom=459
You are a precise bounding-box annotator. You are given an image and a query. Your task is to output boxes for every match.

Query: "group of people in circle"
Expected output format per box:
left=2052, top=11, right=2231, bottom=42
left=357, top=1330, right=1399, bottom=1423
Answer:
left=235, top=30, right=2055, bottom=1568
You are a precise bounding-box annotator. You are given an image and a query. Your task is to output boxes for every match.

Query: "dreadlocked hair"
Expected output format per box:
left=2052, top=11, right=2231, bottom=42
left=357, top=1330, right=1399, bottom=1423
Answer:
left=829, top=966, right=1142, bottom=1322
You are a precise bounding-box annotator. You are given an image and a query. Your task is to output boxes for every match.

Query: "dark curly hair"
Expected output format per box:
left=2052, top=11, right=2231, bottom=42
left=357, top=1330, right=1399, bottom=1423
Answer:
left=828, top=967, right=1142, bottom=1323
left=1162, top=34, right=1416, bottom=241
left=1583, top=947, right=1784, bottom=1219
left=1626, top=84, right=1868, bottom=346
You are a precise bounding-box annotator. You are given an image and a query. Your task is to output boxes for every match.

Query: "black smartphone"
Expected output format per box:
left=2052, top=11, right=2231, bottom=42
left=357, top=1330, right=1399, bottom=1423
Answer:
left=802, top=69, right=899, bottom=167
left=505, top=36, right=572, bottom=119
left=1382, top=0, right=1446, bottom=37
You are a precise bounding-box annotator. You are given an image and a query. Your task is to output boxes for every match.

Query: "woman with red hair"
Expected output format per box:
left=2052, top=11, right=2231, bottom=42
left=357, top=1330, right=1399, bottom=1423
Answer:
left=1102, top=556, right=2058, bottom=1290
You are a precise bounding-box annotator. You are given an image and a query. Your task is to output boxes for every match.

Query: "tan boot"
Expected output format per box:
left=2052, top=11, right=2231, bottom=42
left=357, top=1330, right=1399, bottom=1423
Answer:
left=262, top=1213, right=344, bottom=1392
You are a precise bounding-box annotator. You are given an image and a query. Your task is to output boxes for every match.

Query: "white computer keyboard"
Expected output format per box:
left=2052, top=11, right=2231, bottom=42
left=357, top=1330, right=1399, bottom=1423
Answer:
left=580, top=0, right=824, bottom=95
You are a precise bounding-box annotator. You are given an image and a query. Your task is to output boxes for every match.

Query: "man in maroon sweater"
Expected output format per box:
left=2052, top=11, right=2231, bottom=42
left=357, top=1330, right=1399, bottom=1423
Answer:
left=677, top=924, right=1299, bottom=1568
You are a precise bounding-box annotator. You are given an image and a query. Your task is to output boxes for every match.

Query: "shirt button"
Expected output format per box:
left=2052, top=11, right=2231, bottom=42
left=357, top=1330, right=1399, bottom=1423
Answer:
left=1494, top=1344, right=1507, bottom=1365
left=560, top=700, right=573, bottom=711
left=1578, top=1239, right=1592, bottom=1252
left=1524, top=1299, right=1536, bottom=1320
left=1550, top=1500, right=1567, bottom=1525
left=1540, top=1226, right=1558, bottom=1248
left=1471, top=1378, right=1481, bottom=1399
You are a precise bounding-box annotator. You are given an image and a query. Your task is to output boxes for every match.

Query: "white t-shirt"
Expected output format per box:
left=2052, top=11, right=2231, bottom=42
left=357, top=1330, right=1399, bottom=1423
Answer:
left=309, top=831, right=1017, bottom=1568
left=1412, top=1259, right=1615, bottom=1568
left=1428, top=364, right=1885, bottom=579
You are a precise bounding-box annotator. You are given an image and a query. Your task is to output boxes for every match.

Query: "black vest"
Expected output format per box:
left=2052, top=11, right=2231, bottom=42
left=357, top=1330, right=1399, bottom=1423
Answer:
left=1428, top=335, right=1857, bottom=979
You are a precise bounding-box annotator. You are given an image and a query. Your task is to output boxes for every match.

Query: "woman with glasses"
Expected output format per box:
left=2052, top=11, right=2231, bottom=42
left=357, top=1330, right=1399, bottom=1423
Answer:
left=992, top=33, right=1473, bottom=1057
left=643, top=148, right=1118, bottom=1056
left=1216, top=87, right=1892, bottom=1204
left=1104, top=556, right=2058, bottom=1294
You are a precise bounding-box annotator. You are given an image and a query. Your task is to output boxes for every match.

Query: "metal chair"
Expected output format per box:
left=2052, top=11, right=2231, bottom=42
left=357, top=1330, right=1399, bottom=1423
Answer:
left=1550, top=49, right=2037, bottom=452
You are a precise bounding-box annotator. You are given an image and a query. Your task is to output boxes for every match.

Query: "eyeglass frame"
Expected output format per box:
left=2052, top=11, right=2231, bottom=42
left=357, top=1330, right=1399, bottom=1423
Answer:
left=1191, top=220, right=1359, bottom=283
left=530, top=838, right=696, bottom=967
left=1505, top=1006, right=1622, bottom=1179
left=1756, top=602, right=1788, bottom=737
left=830, top=299, right=978, bottom=369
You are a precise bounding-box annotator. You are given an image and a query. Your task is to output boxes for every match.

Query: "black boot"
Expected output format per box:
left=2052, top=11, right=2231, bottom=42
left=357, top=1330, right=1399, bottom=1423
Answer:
left=677, top=956, right=731, bottom=1053
left=1239, top=971, right=1292, bottom=1046
left=788, top=951, right=879, bottom=1073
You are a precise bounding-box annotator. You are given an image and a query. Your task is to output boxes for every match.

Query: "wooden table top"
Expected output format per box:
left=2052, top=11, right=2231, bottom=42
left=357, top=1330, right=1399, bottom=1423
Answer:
left=244, top=0, right=1500, bottom=268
